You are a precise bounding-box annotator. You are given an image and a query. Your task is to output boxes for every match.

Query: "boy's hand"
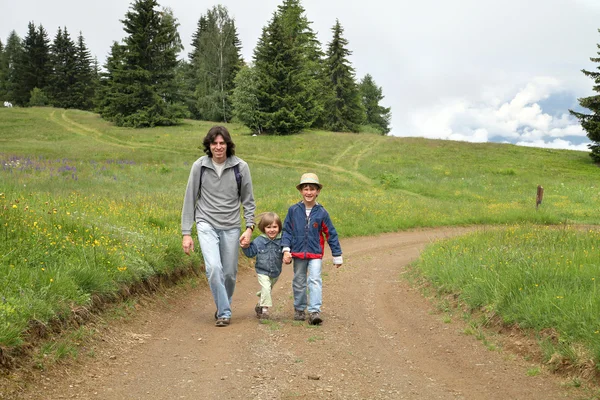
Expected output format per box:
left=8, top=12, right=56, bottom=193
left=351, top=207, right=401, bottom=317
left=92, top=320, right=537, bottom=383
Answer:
left=283, top=251, right=292, bottom=264
left=240, top=242, right=250, bottom=249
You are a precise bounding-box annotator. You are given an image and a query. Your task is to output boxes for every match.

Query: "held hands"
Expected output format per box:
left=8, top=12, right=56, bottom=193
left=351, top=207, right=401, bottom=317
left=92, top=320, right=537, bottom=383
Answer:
left=283, top=251, right=292, bottom=265
left=182, top=235, right=194, bottom=255
left=239, top=228, right=252, bottom=248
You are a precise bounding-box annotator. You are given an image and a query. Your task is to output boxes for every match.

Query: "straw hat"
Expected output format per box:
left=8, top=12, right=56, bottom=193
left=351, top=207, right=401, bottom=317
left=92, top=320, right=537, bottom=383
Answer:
left=296, top=173, right=322, bottom=190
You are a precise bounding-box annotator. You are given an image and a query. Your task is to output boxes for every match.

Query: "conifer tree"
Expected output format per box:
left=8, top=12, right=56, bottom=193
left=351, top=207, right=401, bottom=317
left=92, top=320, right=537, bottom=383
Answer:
left=252, top=0, right=323, bottom=135
left=277, top=0, right=325, bottom=126
left=323, top=20, right=365, bottom=133
left=189, top=5, right=243, bottom=122
left=72, top=32, right=97, bottom=110
left=96, top=41, right=125, bottom=116
left=1, top=31, right=23, bottom=103
left=99, top=0, right=185, bottom=127
left=570, top=28, right=600, bottom=162
left=0, top=39, right=6, bottom=100
left=359, top=74, right=391, bottom=134
left=49, top=27, right=77, bottom=108
left=14, top=22, right=51, bottom=106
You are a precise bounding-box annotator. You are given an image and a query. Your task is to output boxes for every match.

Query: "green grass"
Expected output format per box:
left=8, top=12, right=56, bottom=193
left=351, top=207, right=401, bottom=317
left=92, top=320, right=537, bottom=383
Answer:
left=1, top=106, right=599, bottom=375
left=413, top=224, right=600, bottom=370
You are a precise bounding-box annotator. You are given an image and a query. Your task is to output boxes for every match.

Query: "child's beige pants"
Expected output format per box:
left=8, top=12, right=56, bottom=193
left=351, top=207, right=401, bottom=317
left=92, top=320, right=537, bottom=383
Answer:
left=256, top=274, right=278, bottom=307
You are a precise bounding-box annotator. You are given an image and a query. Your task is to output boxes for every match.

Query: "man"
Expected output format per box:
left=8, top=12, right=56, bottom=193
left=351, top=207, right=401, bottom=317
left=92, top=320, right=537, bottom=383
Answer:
left=181, top=126, right=255, bottom=327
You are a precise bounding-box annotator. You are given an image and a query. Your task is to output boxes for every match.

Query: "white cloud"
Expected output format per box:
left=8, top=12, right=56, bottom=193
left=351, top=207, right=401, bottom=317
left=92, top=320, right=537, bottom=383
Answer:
left=398, top=76, right=590, bottom=151
left=516, top=139, right=591, bottom=152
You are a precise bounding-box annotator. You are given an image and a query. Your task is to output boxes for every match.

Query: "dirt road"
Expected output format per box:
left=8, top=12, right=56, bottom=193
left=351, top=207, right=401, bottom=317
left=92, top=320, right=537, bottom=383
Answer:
left=5, top=227, right=579, bottom=399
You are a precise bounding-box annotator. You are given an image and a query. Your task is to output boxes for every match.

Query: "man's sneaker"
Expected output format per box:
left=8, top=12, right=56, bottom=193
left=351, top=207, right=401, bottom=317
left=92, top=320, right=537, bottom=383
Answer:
left=254, top=304, right=262, bottom=318
left=294, top=310, right=306, bottom=321
left=308, top=312, right=322, bottom=325
left=259, top=307, right=270, bottom=320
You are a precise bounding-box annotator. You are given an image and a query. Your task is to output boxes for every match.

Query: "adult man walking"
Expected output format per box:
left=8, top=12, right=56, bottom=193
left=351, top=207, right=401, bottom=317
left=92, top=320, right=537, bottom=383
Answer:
left=181, top=126, right=256, bottom=327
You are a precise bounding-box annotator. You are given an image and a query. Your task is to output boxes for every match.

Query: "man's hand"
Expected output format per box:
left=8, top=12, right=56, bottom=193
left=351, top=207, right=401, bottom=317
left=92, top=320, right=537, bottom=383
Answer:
left=239, top=228, right=252, bottom=248
left=182, top=235, right=194, bottom=255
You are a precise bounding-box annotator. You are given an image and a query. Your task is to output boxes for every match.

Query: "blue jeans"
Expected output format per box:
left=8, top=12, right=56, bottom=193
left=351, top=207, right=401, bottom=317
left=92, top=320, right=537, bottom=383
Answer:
left=196, top=221, right=240, bottom=319
left=292, top=258, right=322, bottom=313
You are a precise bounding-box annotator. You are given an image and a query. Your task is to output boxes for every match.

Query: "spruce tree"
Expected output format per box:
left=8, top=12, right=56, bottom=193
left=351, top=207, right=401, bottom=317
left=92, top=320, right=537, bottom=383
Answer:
left=72, top=32, right=97, bottom=110
left=96, top=41, right=126, bottom=117
left=0, top=39, right=6, bottom=100
left=359, top=74, right=391, bottom=134
left=570, top=28, right=600, bottom=163
left=14, top=22, right=51, bottom=106
left=2, top=31, right=23, bottom=103
left=49, top=27, right=77, bottom=108
left=189, top=5, right=243, bottom=122
left=252, top=0, right=323, bottom=135
left=323, top=20, right=365, bottom=133
left=100, top=0, right=185, bottom=127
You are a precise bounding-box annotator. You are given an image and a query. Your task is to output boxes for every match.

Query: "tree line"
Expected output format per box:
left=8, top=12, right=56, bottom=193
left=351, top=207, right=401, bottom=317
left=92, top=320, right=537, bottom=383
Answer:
left=0, top=0, right=392, bottom=135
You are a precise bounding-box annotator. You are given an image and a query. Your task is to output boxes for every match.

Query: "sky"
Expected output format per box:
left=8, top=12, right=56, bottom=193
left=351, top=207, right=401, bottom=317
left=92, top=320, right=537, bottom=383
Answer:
left=2, top=0, right=600, bottom=152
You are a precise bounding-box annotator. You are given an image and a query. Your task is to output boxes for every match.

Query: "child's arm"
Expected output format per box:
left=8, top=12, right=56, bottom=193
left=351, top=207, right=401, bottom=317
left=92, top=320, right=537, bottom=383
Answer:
left=323, top=212, right=343, bottom=268
left=242, top=240, right=258, bottom=257
left=281, top=211, right=293, bottom=264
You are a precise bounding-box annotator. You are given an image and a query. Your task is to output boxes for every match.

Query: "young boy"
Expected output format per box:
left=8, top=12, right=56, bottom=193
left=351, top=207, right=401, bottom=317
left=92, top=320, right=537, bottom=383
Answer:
left=282, top=173, right=343, bottom=325
left=241, top=212, right=284, bottom=320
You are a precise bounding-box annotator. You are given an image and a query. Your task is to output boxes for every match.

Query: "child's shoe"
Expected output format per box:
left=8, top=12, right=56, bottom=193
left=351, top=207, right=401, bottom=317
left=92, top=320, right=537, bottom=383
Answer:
left=294, top=309, right=306, bottom=321
left=308, top=312, right=322, bottom=325
left=260, top=307, right=270, bottom=320
left=254, top=304, right=262, bottom=318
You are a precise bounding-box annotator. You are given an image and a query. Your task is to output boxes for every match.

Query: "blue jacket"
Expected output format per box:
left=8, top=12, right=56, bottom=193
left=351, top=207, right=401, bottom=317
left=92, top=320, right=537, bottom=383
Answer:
left=281, top=202, right=342, bottom=259
left=242, top=234, right=283, bottom=278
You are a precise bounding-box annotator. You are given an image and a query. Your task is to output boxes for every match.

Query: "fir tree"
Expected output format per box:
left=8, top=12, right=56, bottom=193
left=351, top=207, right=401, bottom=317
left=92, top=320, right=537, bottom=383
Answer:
left=323, top=20, right=365, bottom=133
left=2, top=31, right=23, bottom=103
left=14, top=22, right=51, bottom=106
left=252, top=0, right=323, bottom=135
left=99, top=0, right=185, bottom=127
left=570, top=28, right=600, bottom=163
left=359, top=74, right=391, bottom=134
left=0, top=39, right=7, bottom=100
left=96, top=41, right=125, bottom=117
left=72, top=32, right=97, bottom=110
left=49, top=27, right=77, bottom=108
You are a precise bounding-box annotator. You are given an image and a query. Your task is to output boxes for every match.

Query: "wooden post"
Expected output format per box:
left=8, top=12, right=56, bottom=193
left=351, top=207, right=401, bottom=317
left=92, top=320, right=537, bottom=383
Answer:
left=536, top=185, right=544, bottom=209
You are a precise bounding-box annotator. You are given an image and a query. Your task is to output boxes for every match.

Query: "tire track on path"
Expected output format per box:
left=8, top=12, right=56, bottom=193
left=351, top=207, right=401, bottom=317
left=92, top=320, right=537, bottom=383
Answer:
left=49, top=110, right=182, bottom=154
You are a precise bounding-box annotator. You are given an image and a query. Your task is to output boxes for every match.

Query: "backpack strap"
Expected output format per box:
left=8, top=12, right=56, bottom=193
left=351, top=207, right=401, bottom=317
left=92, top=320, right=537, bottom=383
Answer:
left=198, top=164, right=242, bottom=198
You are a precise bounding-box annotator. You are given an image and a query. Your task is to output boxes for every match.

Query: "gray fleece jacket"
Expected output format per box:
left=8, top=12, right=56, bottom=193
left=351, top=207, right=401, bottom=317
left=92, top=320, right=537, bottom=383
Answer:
left=181, top=155, right=255, bottom=235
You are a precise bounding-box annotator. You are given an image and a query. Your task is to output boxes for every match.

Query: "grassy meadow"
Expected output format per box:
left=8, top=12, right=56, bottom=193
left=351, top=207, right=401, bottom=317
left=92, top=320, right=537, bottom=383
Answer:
left=1, top=107, right=599, bottom=374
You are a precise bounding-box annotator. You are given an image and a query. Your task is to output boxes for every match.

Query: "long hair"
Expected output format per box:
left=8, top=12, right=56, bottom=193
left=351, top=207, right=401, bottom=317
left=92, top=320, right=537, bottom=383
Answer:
left=202, top=126, right=236, bottom=158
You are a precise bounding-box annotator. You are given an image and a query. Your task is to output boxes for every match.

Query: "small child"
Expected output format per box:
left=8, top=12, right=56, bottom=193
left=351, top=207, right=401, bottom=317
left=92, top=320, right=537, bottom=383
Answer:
left=282, top=173, right=342, bottom=325
left=241, top=212, right=284, bottom=319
